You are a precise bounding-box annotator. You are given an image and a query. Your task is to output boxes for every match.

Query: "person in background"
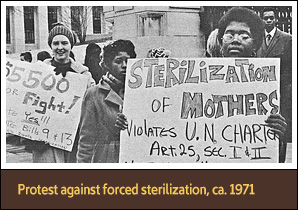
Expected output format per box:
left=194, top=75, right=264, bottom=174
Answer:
left=147, top=47, right=172, bottom=58
left=217, top=6, right=288, bottom=162
left=20, top=51, right=32, bottom=63
left=77, top=39, right=137, bottom=163
left=256, top=7, right=292, bottom=162
left=24, top=22, right=95, bottom=163
left=205, top=28, right=221, bottom=57
left=84, top=42, right=104, bottom=84
left=37, top=51, right=52, bottom=62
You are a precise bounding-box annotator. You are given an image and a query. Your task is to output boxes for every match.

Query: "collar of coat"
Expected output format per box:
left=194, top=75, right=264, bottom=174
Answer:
left=98, top=80, right=123, bottom=107
left=43, top=57, right=88, bottom=74
left=265, top=27, right=277, bottom=39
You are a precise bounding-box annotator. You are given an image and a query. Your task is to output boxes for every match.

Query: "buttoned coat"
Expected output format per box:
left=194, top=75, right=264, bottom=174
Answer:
left=77, top=80, right=123, bottom=163
left=257, top=28, right=292, bottom=59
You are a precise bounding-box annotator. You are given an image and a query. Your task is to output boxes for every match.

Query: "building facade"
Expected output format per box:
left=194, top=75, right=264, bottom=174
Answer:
left=7, top=6, right=292, bottom=57
left=6, top=6, right=106, bottom=54
left=103, top=6, right=206, bottom=58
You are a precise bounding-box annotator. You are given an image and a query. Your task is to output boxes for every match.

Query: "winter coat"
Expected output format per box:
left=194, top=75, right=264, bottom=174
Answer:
left=77, top=79, right=123, bottom=163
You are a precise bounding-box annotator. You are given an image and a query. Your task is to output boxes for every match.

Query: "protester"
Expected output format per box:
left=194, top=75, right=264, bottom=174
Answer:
left=217, top=7, right=288, bottom=162
left=77, top=39, right=137, bottom=163
left=24, top=22, right=95, bottom=163
left=20, top=51, right=32, bottom=63
left=37, top=51, right=52, bottom=62
left=256, top=7, right=292, bottom=162
left=84, top=43, right=105, bottom=84
left=91, top=7, right=288, bottom=163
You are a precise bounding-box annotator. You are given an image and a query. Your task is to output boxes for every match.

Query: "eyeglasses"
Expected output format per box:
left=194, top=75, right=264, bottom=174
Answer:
left=263, top=16, right=275, bottom=21
left=222, top=33, right=252, bottom=42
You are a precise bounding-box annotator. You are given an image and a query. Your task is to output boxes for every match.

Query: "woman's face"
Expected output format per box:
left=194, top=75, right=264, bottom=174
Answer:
left=109, top=51, right=130, bottom=83
left=222, top=21, right=254, bottom=57
left=51, top=35, right=71, bottom=63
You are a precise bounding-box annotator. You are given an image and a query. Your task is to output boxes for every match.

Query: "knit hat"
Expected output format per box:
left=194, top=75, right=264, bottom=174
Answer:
left=48, top=22, right=75, bottom=48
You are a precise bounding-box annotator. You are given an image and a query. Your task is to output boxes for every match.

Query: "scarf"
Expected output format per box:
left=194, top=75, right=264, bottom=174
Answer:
left=51, top=58, right=76, bottom=77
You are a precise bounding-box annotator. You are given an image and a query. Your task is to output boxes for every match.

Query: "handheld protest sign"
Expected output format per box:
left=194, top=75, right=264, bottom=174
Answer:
left=6, top=59, right=88, bottom=152
left=120, top=58, right=280, bottom=163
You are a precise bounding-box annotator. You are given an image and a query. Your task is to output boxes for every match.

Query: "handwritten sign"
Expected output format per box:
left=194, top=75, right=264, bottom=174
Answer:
left=120, top=58, right=280, bottom=163
left=6, top=58, right=88, bottom=151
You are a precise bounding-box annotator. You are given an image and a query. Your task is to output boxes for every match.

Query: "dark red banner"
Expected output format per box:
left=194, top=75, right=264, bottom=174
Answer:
left=1, top=170, right=297, bottom=209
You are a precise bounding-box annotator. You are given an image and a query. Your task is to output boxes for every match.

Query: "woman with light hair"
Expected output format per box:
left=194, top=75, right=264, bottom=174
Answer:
left=206, top=28, right=221, bottom=57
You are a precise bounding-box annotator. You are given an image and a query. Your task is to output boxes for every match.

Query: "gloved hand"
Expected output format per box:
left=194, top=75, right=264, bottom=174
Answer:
left=102, top=73, right=124, bottom=95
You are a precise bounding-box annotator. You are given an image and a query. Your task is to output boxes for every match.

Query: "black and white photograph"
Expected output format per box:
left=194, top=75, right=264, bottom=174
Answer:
left=3, top=2, right=296, bottom=166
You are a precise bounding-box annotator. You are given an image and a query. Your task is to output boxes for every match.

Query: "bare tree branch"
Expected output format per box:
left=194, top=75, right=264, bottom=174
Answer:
left=60, top=6, right=93, bottom=44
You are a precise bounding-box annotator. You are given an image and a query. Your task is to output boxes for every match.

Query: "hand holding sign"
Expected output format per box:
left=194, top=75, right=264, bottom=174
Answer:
left=265, top=114, right=287, bottom=138
left=115, top=113, right=128, bottom=130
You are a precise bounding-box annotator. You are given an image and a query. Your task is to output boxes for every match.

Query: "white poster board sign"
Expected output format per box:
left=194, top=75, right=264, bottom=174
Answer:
left=120, top=58, right=280, bottom=163
left=6, top=59, right=88, bottom=152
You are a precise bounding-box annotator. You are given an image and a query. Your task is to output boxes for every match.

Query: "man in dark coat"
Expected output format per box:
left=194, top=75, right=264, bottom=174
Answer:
left=257, top=7, right=292, bottom=163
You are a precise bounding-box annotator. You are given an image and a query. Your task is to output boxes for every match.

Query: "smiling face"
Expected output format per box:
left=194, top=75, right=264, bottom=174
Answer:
left=263, top=11, right=276, bottom=33
left=51, top=35, right=71, bottom=64
left=109, top=51, right=130, bottom=83
left=222, top=21, right=254, bottom=57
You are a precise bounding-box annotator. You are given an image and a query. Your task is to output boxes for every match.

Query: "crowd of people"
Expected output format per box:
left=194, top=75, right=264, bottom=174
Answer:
left=7, top=7, right=292, bottom=163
